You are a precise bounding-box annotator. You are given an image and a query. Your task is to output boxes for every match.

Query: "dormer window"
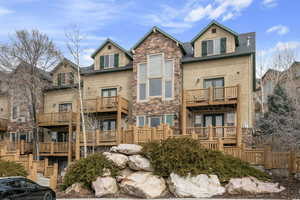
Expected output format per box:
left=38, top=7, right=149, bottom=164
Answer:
left=108, top=45, right=111, bottom=50
left=100, top=54, right=119, bottom=69
left=212, top=28, right=216, bottom=33
left=201, top=37, right=226, bottom=56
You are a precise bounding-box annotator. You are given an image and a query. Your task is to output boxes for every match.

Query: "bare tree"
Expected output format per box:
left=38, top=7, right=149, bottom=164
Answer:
left=65, top=25, right=88, bottom=158
left=0, top=30, right=61, bottom=158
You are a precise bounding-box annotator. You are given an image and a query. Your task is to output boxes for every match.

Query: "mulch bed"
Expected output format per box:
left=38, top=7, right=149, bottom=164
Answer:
left=56, top=176, right=300, bottom=199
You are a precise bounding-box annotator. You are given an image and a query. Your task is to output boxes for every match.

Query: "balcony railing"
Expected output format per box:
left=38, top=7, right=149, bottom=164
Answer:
left=185, top=85, right=238, bottom=106
left=37, top=112, right=77, bottom=126
left=80, top=130, right=118, bottom=145
left=83, top=96, right=129, bottom=113
left=0, top=118, right=8, bottom=131
left=39, top=142, right=68, bottom=155
left=186, top=126, right=237, bottom=142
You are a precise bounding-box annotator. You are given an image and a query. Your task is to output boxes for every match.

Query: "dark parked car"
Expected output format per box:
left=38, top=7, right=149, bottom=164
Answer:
left=0, top=176, right=55, bottom=200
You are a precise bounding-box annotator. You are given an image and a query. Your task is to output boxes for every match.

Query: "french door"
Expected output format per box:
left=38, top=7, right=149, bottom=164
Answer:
left=204, top=78, right=224, bottom=100
left=101, top=88, right=117, bottom=107
left=101, top=119, right=116, bottom=131
left=204, top=114, right=224, bottom=137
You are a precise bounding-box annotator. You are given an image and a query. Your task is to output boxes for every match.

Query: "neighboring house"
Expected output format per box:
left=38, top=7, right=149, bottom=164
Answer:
left=0, top=20, right=256, bottom=167
left=257, top=61, right=300, bottom=113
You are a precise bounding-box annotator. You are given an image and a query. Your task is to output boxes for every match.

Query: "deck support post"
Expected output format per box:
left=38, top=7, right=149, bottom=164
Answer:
left=117, top=96, right=122, bottom=144
left=236, top=84, right=242, bottom=147
left=181, top=90, right=187, bottom=135
left=68, top=112, right=73, bottom=165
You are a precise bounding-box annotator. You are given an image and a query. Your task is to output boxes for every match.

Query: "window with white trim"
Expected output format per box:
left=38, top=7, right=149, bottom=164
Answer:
left=137, top=54, right=174, bottom=101
left=136, top=114, right=175, bottom=128
left=137, top=116, right=145, bottom=127
left=226, top=112, right=235, bottom=126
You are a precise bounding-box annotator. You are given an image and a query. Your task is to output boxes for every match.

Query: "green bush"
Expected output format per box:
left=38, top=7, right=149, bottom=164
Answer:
left=62, top=153, right=120, bottom=190
left=141, top=138, right=270, bottom=183
left=0, top=159, right=28, bottom=177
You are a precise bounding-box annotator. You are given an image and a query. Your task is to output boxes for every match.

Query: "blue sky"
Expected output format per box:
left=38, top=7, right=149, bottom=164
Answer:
left=0, top=0, right=299, bottom=66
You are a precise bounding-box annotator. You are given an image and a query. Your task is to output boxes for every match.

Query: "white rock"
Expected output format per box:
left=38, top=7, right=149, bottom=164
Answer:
left=116, top=168, right=134, bottom=182
left=226, top=177, right=285, bottom=195
left=102, top=168, right=111, bottom=177
left=120, top=172, right=167, bottom=198
left=92, top=177, right=118, bottom=197
left=168, top=173, right=225, bottom=198
left=128, top=155, right=153, bottom=171
left=103, top=152, right=129, bottom=169
left=111, top=144, right=142, bottom=155
left=65, top=183, right=92, bottom=195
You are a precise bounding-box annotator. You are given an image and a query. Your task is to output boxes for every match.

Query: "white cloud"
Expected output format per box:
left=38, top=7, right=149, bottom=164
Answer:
left=0, top=6, right=13, bottom=16
left=82, top=48, right=95, bottom=65
left=262, top=0, right=277, bottom=8
left=266, top=25, right=289, bottom=35
left=259, top=41, right=300, bottom=57
left=144, top=0, right=253, bottom=33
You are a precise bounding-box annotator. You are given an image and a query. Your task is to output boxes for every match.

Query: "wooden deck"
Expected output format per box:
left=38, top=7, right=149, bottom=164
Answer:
left=37, top=112, right=77, bottom=127
left=184, top=85, right=239, bottom=107
left=83, top=96, right=129, bottom=113
left=186, top=126, right=237, bottom=144
left=79, top=130, right=119, bottom=146
left=0, top=118, right=8, bottom=131
left=39, top=142, right=70, bottom=156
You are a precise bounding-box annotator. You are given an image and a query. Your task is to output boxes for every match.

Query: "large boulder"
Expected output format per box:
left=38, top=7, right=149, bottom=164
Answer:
left=65, top=183, right=93, bottom=195
left=120, top=172, right=168, bottom=198
left=92, top=177, right=118, bottom=197
left=167, top=173, right=225, bottom=198
left=111, top=144, right=142, bottom=155
left=128, top=155, right=153, bottom=171
left=226, top=177, right=285, bottom=194
left=103, top=152, right=129, bottom=169
left=116, top=168, right=134, bottom=182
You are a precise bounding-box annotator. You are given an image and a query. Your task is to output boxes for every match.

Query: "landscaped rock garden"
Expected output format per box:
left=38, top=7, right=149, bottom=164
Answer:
left=60, top=138, right=289, bottom=199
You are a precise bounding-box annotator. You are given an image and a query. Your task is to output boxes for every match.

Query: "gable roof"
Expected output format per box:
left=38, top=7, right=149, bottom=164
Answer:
left=91, top=38, right=132, bottom=59
left=190, top=20, right=239, bottom=45
left=131, top=26, right=186, bottom=54
left=51, top=58, right=79, bottom=74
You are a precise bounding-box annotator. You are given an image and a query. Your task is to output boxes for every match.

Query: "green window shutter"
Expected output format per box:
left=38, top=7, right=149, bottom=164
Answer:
left=69, top=72, right=74, bottom=84
left=221, top=37, right=227, bottom=54
left=114, top=54, right=119, bottom=67
left=201, top=41, right=207, bottom=56
left=57, top=73, right=61, bottom=86
left=100, top=56, right=104, bottom=69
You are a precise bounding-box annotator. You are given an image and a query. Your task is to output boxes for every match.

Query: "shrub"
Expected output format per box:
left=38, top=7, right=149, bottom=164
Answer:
left=62, top=153, right=120, bottom=190
left=141, top=138, right=270, bottom=183
left=0, top=159, right=28, bottom=177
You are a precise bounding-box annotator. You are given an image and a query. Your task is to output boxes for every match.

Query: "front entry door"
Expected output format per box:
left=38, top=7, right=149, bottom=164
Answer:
left=204, top=114, right=224, bottom=137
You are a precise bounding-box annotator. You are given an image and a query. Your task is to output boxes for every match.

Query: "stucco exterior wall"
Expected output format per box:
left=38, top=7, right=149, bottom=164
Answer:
left=194, top=24, right=236, bottom=57
left=0, top=95, right=9, bottom=119
left=94, top=43, right=131, bottom=70
left=44, top=89, right=78, bottom=113
left=183, top=55, right=254, bottom=128
left=83, top=70, right=133, bottom=102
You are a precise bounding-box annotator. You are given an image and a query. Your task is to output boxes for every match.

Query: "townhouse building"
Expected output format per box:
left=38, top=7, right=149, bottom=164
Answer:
left=0, top=20, right=256, bottom=169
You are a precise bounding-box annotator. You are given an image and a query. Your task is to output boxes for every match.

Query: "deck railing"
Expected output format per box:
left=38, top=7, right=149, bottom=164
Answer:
left=83, top=96, right=129, bottom=113
left=185, top=85, right=238, bottom=106
left=0, top=118, right=8, bottom=131
left=79, top=130, right=118, bottom=145
left=186, top=126, right=237, bottom=140
left=37, top=112, right=76, bottom=126
left=39, top=142, right=68, bottom=155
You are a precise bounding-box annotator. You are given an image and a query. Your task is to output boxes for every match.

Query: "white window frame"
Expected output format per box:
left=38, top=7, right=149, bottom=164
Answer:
left=137, top=53, right=174, bottom=101
left=205, top=38, right=222, bottom=56
left=136, top=115, right=146, bottom=127
left=164, top=114, right=175, bottom=127
left=137, top=63, right=148, bottom=102
left=147, top=53, right=164, bottom=98
left=148, top=116, right=162, bottom=127
left=103, top=54, right=115, bottom=69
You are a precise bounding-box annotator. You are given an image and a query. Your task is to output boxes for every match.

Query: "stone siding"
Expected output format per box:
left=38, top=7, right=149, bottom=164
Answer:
left=132, top=32, right=183, bottom=129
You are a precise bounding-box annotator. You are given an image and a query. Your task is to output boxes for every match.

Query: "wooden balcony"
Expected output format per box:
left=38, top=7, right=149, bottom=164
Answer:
left=79, top=130, right=119, bottom=146
left=184, top=85, right=239, bottom=107
left=83, top=96, right=129, bottom=113
left=37, top=112, right=77, bottom=127
left=39, top=142, right=69, bottom=156
left=0, top=118, right=8, bottom=131
left=186, top=126, right=238, bottom=144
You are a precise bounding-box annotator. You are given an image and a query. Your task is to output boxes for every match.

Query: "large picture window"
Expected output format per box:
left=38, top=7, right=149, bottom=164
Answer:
left=137, top=54, right=173, bottom=101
